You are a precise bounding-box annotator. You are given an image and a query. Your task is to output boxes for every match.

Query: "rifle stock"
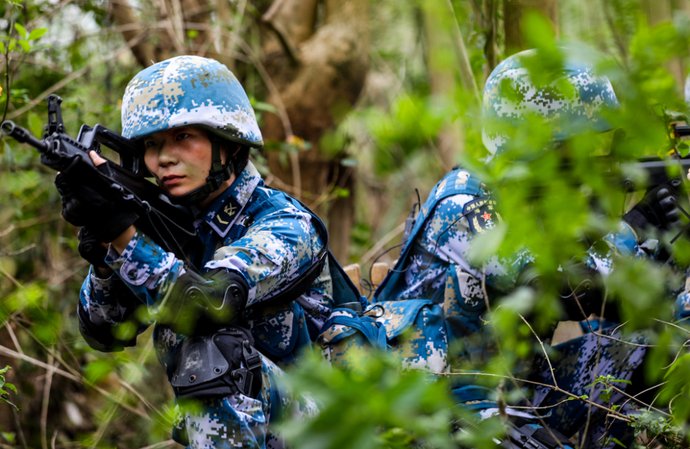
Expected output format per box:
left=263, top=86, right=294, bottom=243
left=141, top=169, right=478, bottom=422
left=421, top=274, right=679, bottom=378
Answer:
left=1, top=95, right=200, bottom=267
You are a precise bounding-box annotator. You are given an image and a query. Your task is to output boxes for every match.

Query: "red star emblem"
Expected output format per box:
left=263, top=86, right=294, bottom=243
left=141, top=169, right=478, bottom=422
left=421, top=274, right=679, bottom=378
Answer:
left=482, top=211, right=492, bottom=220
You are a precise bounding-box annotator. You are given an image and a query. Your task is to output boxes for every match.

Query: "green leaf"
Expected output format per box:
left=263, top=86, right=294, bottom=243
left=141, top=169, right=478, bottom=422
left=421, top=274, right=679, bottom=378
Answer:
left=467, top=222, right=506, bottom=264
left=18, top=39, right=30, bottom=53
left=13, top=23, right=27, bottom=39
left=252, top=100, right=277, bottom=114
left=84, top=359, right=116, bottom=384
left=521, top=12, right=557, bottom=54
left=333, top=187, right=350, bottom=198
left=4, top=282, right=44, bottom=312
left=27, top=27, right=47, bottom=41
left=27, top=111, right=43, bottom=137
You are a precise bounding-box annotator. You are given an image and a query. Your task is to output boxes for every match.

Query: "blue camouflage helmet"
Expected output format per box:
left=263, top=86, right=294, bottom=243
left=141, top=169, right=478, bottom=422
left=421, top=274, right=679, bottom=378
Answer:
left=121, top=55, right=263, bottom=147
left=481, top=47, right=619, bottom=154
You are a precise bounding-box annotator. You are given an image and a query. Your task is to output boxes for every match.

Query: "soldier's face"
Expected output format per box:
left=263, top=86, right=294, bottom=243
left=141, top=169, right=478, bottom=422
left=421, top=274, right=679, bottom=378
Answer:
left=143, top=126, right=221, bottom=198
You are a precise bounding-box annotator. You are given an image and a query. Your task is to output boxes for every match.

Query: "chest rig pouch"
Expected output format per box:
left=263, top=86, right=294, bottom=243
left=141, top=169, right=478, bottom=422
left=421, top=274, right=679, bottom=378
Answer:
left=169, top=327, right=262, bottom=399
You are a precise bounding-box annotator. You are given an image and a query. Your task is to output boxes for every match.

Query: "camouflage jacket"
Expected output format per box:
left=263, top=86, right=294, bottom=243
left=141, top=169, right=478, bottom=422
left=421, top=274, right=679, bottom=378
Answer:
left=373, top=166, right=646, bottom=338
left=77, top=161, right=333, bottom=367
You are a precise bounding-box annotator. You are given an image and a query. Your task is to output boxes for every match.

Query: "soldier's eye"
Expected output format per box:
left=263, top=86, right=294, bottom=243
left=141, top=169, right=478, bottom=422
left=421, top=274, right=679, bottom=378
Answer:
left=143, top=139, right=158, bottom=149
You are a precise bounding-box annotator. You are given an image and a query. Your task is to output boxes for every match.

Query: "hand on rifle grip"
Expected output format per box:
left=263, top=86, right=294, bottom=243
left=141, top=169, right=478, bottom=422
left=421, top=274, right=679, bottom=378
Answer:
left=77, top=227, right=109, bottom=270
left=55, top=162, right=139, bottom=242
left=624, top=185, right=681, bottom=234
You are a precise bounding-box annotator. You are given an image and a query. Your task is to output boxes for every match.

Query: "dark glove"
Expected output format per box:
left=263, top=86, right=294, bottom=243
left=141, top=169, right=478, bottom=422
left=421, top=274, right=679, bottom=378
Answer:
left=77, top=227, right=109, bottom=268
left=623, top=186, right=681, bottom=233
left=157, top=269, right=249, bottom=336
left=55, top=165, right=138, bottom=242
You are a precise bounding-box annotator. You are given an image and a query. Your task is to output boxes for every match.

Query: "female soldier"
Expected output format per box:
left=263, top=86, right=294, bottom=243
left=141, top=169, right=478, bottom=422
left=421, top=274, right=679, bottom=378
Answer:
left=57, top=55, right=359, bottom=449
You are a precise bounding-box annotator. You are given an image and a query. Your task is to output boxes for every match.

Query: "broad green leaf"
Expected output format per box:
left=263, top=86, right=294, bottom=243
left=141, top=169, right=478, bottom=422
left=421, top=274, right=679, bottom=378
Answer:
left=27, top=27, right=47, bottom=41
left=13, top=23, right=27, bottom=39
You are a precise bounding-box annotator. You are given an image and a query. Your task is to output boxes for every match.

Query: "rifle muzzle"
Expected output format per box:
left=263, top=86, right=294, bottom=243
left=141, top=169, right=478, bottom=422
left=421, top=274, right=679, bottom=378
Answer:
left=1, top=120, right=48, bottom=151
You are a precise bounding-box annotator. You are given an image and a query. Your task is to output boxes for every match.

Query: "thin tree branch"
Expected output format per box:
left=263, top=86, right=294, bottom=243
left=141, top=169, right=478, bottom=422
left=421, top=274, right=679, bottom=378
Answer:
left=7, top=31, right=148, bottom=119
left=40, top=352, right=55, bottom=449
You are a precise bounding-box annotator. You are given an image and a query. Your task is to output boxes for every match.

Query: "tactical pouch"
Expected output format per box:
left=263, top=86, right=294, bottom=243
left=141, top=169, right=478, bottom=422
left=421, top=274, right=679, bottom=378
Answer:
left=370, top=299, right=449, bottom=374
left=318, top=299, right=449, bottom=373
left=249, top=300, right=311, bottom=363
left=317, top=306, right=387, bottom=365
left=169, top=327, right=262, bottom=399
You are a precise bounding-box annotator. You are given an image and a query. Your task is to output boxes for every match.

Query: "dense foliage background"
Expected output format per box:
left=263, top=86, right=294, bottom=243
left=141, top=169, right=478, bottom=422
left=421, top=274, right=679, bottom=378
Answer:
left=3, top=0, right=690, bottom=448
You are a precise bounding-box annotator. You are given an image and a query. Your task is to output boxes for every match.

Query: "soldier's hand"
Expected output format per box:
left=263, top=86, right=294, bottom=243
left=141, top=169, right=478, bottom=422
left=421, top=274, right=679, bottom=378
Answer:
left=55, top=161, right=138, bottom=242
left=623, top=186, right=680, bottom=233
left=77, top=227, right=110, bottom=271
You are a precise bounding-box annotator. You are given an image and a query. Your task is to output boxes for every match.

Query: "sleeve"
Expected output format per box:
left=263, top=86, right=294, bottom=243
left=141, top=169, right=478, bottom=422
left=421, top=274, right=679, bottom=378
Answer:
left=204, top=202, right=326, bottom=307
left=675, top=275, right=690, bottom=321
left=78, top=267, right=147, bottom=351
left=584, top=221, right=647, bottom=276
left=555, top=221, right=654, bottom=321
left=410, top=194, right=531, bottom=338
left=426, top=197, right=650, bottom=325
left=78, top=230, right=185, bottom=350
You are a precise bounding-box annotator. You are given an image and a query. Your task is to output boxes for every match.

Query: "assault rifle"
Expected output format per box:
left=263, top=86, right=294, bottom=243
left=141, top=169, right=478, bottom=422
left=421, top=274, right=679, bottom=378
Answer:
left=1, top=95, right=200, bottom=267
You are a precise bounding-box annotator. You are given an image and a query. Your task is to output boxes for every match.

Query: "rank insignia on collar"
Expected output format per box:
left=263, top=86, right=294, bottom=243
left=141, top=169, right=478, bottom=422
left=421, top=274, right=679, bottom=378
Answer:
left=216, top=203, right=238, bottom=225
left=208, top=199, right=241, bottom=237
left=464, top=197, right=498, bottom=234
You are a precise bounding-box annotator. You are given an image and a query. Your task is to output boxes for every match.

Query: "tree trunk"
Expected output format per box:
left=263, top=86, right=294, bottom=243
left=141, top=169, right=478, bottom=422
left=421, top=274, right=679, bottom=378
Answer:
left=110, top=0, right=214, bottom=66
left=471, top=0, right=500, bottom=76
left=109, top=0, right=371, bottom=261
left=503, top=0, right=559, bottom=55
left=259, top=0, right=371, bottom=262
left=642, top=0, right=685, bottom=93
left=420, top=0, right=481, bottom=166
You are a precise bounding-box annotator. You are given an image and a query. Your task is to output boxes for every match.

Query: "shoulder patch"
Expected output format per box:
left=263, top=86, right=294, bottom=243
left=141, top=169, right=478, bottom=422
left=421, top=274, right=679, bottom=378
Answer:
left=464, top=198, right=498, bottom=233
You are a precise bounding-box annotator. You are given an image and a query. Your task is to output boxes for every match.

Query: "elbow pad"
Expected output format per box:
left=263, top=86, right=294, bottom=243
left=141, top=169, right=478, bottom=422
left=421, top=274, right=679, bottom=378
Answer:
left=158, top=269, right=249, bottom=336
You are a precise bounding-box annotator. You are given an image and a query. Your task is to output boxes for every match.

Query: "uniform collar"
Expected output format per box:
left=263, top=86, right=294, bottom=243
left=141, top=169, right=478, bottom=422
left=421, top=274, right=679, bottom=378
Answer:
left=202, top=161, right=263, bottom=238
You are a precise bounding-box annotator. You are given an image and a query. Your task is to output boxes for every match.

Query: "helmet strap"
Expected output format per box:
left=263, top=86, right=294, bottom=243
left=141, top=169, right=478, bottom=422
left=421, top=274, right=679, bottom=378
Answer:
left=170, top=136, right=234, bottom=206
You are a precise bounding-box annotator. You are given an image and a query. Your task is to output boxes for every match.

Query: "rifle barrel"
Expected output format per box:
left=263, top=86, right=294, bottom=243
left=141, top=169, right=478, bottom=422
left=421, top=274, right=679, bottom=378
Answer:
left=1, top=121, right=48, bottom=152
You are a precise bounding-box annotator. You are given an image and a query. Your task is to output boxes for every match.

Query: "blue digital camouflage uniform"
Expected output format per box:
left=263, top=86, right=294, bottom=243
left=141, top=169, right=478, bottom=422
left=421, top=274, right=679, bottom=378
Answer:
left=366, top=47, right=664, bottom=447
left=371, top=166, right=651, bottom=445
left=373, top=167, right=517, bottom=407
left=371, top=166, right=530, bottom=380
left=78, top=160, right=331, bottom=449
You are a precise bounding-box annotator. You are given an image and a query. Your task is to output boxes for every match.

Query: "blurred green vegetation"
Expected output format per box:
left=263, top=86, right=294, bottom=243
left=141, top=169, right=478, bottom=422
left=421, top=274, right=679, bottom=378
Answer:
left=1, top=0, right=690, bottom=448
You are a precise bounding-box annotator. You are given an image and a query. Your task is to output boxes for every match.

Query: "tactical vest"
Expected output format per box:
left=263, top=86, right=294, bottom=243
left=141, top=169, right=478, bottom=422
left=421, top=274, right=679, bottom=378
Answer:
left=319, top=167, right=487, bottom=374
left=374, top=166, right=485, bottom=302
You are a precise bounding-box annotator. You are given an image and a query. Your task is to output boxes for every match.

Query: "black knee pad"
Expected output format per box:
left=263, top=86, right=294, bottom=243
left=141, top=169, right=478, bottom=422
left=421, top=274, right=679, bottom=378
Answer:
left=169, top=327, right=262, bottom=399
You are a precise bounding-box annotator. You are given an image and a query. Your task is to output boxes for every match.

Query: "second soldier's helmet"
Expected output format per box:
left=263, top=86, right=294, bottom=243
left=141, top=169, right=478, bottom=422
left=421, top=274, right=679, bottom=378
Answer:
left=121, top=55, right=263, bottom=148
left=481, top=47, right=619, bottom=155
